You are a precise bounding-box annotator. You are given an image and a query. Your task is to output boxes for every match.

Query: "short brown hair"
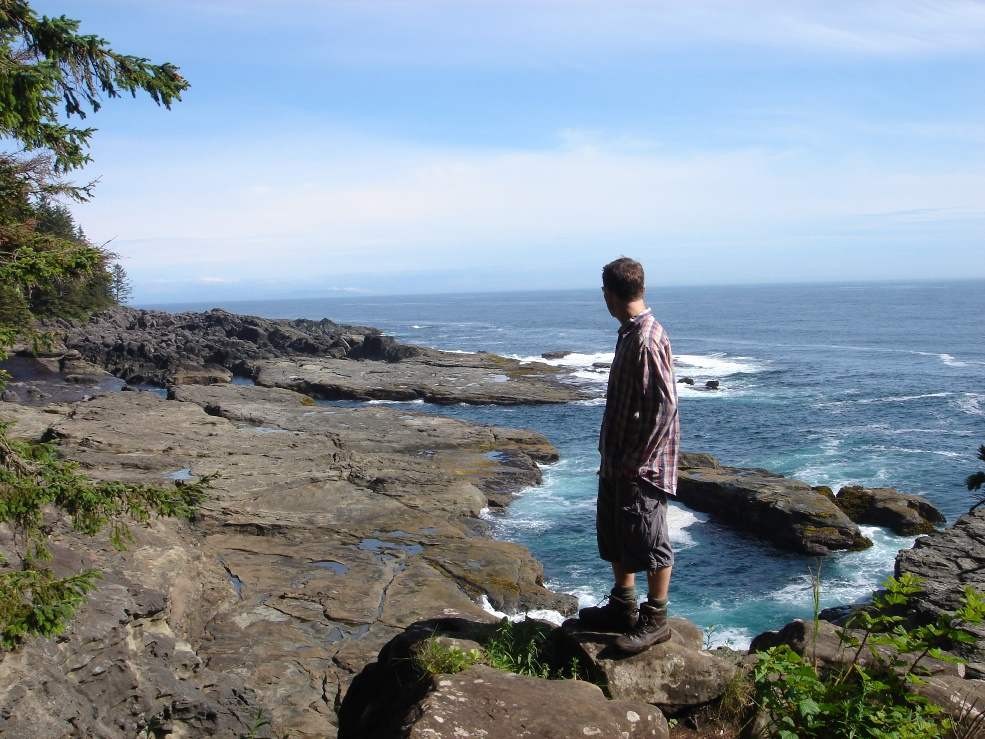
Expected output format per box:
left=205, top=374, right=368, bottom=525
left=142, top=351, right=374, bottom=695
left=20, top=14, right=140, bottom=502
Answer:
left=602, top=257, right=645, bottom=301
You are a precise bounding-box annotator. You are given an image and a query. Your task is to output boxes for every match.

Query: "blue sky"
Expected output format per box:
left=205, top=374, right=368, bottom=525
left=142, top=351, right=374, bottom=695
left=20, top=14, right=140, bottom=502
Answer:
left=27, top=0, right=985, bottom=301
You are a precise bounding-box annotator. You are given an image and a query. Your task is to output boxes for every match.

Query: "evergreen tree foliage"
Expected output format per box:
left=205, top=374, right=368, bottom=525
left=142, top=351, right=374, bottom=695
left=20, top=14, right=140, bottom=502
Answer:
left=0, top=0, right=187, bottom=173
left=110, top=262, right=131, bottom=304
left=0, top=1, right=195, bottom=648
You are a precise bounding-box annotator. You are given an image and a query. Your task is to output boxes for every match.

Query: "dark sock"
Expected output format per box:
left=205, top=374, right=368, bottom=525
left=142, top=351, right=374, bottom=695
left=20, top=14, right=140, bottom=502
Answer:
left=647, top=596, right=668, bottom=610
left=613, top=585, right=635, bottom=602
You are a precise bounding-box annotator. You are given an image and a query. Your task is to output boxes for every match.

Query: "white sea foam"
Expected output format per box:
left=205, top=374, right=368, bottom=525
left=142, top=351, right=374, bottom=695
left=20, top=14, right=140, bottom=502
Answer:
left=704, top=626, right=753, bottom=651
left=511, top=351, right=614, bottom=368
left=514, top=350, right=765, bottom=382
left=861, top=444, right=961, bottom=459
left=573, top=397, right=606, bottom=406
left=366, top=398, right=426, bottom=405
left=478, top=595, right=566, bottom=626
left=768, top=526, right=916, bottom=608
left=956, top=393, right=984, bottom=417
left=668, top=503, right=706, bottom=549
left=676, top=352, right=765, bottom=376
left=913, top=351, right=985, bottom=367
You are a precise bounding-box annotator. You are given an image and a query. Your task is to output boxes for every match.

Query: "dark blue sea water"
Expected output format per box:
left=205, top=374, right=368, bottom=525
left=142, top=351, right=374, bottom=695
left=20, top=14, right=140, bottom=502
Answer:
left=155, top=281, right=985, bottom=646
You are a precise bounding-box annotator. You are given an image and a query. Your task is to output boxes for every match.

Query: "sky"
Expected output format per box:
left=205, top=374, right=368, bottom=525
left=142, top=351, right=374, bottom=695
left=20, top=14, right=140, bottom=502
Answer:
left=25, top=0, right=985, bottom=301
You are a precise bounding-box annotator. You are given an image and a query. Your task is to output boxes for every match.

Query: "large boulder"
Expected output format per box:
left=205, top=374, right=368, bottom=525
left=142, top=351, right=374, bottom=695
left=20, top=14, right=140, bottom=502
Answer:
left=834, top=485, right=945, bottom=535
left=555, top=617, right=737, bottom=715
left=403, top=665, right=668, bottom=739
left=339, top=617, right=668, bottom=739
left=676, top=464, right=872, bottom=555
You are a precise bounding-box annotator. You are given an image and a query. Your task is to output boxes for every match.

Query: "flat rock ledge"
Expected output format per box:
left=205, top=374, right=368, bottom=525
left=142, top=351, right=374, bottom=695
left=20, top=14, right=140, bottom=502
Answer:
left=0, top=384, right=576, bottom=737
left=254, top=352, right=584, bottom=406
left=676, top=456, right=872, bottom=555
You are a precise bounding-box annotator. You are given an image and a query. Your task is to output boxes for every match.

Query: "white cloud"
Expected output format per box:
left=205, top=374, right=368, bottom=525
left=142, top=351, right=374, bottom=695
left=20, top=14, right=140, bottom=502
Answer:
left=79, top=126, right=985, bottom=287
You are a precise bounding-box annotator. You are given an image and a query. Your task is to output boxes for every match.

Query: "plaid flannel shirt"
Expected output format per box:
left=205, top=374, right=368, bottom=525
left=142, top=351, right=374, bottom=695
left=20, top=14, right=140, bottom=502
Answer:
left=598, top=309, right=680, bottom=495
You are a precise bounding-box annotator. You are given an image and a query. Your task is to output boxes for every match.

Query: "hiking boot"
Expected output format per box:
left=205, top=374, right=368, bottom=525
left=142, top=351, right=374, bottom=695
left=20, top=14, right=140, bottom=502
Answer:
left=613, top=601, right=671, bottom=654
left=577, top=589, right=638, bottom=633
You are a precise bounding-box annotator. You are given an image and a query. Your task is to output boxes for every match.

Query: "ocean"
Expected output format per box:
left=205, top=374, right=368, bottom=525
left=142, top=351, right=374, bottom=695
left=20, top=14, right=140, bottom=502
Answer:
left=154, top=281, right=985, bottom=647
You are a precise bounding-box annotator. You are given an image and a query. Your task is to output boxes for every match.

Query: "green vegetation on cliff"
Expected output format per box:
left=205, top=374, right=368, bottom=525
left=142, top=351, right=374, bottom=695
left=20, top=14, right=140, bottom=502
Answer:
left=0, top=0, right=195, bottom=647
left=753, top=574, right=985, bottom=738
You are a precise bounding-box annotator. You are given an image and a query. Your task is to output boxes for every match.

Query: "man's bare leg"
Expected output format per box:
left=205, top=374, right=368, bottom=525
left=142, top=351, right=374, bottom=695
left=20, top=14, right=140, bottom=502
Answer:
left=646, top=566, right=671, bottom=601
left=612, top=564, right=670, bottom=600
left=612, top=561, right=634, bottom=590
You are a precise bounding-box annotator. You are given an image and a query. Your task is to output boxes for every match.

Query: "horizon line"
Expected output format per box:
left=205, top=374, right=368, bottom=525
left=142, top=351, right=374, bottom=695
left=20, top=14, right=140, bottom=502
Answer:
left=139, top=275, right=985, bottom=309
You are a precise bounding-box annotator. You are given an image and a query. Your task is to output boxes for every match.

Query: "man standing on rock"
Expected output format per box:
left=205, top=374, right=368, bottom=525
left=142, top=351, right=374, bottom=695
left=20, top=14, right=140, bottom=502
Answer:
left=578, top=257, right=680, bottom=654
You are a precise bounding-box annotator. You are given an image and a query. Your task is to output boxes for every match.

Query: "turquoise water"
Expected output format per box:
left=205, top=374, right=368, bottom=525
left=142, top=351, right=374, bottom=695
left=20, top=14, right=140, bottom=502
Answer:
left=155, top=281, right=985, bottom=645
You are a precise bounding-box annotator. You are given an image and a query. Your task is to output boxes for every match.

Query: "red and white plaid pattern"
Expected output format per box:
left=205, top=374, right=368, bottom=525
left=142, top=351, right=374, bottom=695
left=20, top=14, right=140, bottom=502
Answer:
left=598, top=309, right=680, bottom=495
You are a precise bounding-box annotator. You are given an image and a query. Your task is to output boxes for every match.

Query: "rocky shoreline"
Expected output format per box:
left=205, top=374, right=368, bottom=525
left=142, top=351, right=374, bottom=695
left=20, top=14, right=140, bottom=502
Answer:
left=0, top=307, right=981, bottom=737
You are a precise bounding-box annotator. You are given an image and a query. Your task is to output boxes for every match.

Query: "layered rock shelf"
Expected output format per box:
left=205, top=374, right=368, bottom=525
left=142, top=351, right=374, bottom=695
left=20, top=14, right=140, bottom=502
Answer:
left=676, top=455, right=873, bottom=555
left=254, top=352, right=583, bottom=405
left=0, top=385, right=575, bottom=737
left=896, top=506, right=985, bottom=673
left=38, top=306, right=586, bottom=405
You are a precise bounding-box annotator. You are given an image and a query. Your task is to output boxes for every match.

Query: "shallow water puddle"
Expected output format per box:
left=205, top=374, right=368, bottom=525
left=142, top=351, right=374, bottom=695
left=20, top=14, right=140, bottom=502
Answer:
left=358, top=538, right=424, bottom=555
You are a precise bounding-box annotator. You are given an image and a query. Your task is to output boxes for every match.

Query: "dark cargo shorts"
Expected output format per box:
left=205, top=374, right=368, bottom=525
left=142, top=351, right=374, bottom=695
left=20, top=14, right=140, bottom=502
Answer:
left=597, top=477, right=674, bottom=573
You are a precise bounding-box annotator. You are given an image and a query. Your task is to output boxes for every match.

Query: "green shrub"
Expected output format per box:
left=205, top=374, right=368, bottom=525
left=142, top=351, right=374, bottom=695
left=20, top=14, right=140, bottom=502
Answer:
left=413, top=618, right=583, bottom=681
left=0, top=426, right=214, bottom=647
left=752, top=574, right=985, bottom=738
left=414, top=638, right=484, bottom=676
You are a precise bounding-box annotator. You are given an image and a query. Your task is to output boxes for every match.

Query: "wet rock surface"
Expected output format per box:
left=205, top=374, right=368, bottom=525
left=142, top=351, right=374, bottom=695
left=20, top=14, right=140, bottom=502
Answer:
left=834, top=484, right=946, bottom=535
left=556, top=618, right=737, bottom=716
left=0, top=384, right=575, bottom=737
left=676, top=455, right=872, bottom=555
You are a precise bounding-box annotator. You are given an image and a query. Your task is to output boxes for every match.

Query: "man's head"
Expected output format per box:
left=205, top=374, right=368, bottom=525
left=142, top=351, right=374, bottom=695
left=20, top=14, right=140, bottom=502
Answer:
left=602, top=257, right=645, bottom=318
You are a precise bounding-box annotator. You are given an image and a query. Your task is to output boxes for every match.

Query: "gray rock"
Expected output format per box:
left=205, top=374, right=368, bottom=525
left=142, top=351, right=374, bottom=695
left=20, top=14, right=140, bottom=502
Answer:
left=43, top=306, right=382, bottom=385
left=541, top=350, right=573, bottom=360
left=402, top=665, right=668, bottom=738
left=255, top=353, right=584, bottom=405
left=677, top=464, right=872, bottom=555
left=678, top=451, right=721, bottom=470
left=835, top=484, right=945, bottom=535
left=678, top=376, right=695, bottom=385
left=704, top=380, right=720, bottom=390
left=556, top=618, right=736, bottom=715
left=0, top=384, right=575, bottom=737
left=44, top=306, right=584, bottom=405
left=896, top=507, right=985, bottom=665
left=749, top=618, right=963, bottom=678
